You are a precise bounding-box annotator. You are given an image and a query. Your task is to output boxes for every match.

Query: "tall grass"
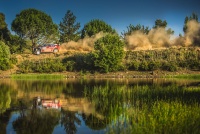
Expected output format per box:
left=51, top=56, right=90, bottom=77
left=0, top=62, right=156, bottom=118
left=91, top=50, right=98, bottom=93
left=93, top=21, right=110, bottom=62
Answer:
left=84, top=83, right=200, bottom=134
left=106, top=101, right=200, bottom=134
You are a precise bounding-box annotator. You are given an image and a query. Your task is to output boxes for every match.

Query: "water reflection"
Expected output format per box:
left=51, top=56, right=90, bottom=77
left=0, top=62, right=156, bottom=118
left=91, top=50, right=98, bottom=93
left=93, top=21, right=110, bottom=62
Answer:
left=0, top=78, right=200, bottom=133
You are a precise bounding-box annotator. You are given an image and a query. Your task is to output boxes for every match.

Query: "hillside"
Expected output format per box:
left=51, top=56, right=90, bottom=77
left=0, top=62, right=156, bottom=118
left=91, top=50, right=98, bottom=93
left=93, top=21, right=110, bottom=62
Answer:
left=1, top=47, right=200, bottom=79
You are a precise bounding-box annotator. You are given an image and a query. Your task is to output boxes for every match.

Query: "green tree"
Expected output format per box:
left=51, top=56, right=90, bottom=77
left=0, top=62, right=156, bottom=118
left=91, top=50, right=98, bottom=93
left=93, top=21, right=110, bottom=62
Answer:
left=11, top=8, right=59, bottom=52
left=153, top=19, right=174, bottom=35
left=93, top=34, right=125, bottom=72
left=0, top=13, right=10, bottom=42
left=153, top=19, right=167, bottom=28
left=0, top=41, right=11, bottom=70
left=0, top=13, right=7, bottom=29
left=81, top=19, right=116, bottom=38
left=121, top=24, right=150, bottom=37
left=59, top=10, right=81, bottom=43
left=183, top=13, right=198, bottom=33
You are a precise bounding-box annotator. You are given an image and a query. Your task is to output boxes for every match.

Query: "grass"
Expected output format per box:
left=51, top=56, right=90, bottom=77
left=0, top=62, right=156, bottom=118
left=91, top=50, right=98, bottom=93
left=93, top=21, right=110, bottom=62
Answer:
left=11, top=73, right=65, bottom=79
left=172, top=74, right=200, bottom=79
left=106, top=101, right=200, bottom=134
left=84, top=83, right=200, bottom=134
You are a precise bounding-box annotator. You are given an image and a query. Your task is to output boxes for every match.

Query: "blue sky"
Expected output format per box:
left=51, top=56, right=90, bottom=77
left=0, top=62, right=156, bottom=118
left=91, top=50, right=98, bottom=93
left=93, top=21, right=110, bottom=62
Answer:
left=0, top=0, right=200, bottom=37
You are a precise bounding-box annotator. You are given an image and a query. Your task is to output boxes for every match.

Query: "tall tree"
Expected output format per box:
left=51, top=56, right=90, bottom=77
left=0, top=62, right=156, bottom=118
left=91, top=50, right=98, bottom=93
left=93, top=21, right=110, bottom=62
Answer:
left=11, top=8, right=59, bottom=52
left=0, top=13, right=10, bottom=42
left=183, top=13, right=199, bottom=33
left=153, top=19, right=167, bottom=28
left=81, top=19, right=116, bottom=38
left=121, top=24, right=150, bottom=38
left=59, top=10, right=80, bottom=43
left=153, top=19, right=174, bottom=35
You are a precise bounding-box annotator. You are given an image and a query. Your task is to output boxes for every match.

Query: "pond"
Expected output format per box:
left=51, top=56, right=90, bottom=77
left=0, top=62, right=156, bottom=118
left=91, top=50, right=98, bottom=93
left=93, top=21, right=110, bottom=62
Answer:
left=0, top=78, right=200, bottom=134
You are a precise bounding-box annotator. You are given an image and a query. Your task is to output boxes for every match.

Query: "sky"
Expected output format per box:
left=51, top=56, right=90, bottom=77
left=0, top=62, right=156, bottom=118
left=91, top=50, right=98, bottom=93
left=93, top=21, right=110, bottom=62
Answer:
left=0, top=0, right=200, bottom=37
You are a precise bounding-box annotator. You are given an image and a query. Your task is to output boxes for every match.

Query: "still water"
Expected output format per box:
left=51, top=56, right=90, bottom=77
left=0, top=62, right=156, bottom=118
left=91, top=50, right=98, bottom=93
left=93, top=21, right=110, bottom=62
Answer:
left=0, top=78, right=200, bottom=134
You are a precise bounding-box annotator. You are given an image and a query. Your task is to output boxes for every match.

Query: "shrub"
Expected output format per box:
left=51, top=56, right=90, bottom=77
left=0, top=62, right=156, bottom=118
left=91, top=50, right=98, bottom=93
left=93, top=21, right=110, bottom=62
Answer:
left=139, top=60, right=149, bottom=71
left=162, top=61, right=178, bottom=72
left=93, top=34, right=125, bottom=73
left=128, top=60, right=140, bottom=71
left=0, top=41, right=11, bottom=70
left=148, top=61, right=161, bottom=71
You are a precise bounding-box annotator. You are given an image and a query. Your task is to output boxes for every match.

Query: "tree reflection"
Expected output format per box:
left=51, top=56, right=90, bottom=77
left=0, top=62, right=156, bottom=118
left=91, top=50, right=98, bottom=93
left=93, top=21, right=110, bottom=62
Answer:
left=0, top=85, right=11, bottom=114
left=0, top=109, right=12, bottom=134
left=12, top=102, right=60, bottom=134
left=82, top=113, right=106, bottom=130
left=60, top=109, right=81, bottom=134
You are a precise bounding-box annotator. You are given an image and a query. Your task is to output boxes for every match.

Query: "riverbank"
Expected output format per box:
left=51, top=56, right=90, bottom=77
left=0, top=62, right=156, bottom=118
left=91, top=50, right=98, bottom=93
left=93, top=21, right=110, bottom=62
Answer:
left=1, top=70, right=200, bottom=79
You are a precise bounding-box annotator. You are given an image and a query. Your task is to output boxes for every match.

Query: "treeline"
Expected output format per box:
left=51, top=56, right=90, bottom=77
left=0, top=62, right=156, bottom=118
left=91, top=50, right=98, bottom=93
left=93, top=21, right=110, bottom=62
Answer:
left=0, top=9, right=200, bottom=73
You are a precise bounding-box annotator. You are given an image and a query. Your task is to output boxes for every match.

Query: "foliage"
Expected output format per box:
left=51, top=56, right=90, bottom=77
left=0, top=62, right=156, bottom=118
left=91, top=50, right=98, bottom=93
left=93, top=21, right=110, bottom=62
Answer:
left=183, top=12, right=198, bottom=33
left=139, top=60, right=149, bottom=71
left=148, top=60, right=161, bottom=71
left=18, top=58, right=65, bottom=73
left=153, top=19, right=174, bottom=35
left=121, top=24, right=150, bottom=37
left=183, top=13, right=200, bottom=46
left=0, top=86, right=11, bottom=114
left=0, top=41, right=11, bottom=70
left=62, top=53, right=96, bottom=72
left=153, top=19, right=167, bottom=28
left=162, top=61, right=178, bottom=72
left=81, top=19, right=116, bottom=38
left=93, top=34, right=125, bottom=72
left=11, top=8, right=59, bottom=51
left=125, top=48, right=200, bottom=72
left=0, top=13, right=7, bottom=29
left=0, top=13, right=10, bottom=42
left=59, top=10, right=81, bottom=43
left=127, top=60, right=140, bottom=71
left=84, top=81, right=200, bottom=134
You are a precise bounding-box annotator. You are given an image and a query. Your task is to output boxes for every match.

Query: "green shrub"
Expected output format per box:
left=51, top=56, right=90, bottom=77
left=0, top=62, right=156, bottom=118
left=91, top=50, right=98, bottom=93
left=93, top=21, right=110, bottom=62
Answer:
left=128, top=60, right=140, bottom=71
left=148, top=61, right=161, bottom=71
left=139, top=60, right=149, bottom=71
left=93, top=34, right=125, bottom=73
left=162, top=61, right=178, bottom=72
left=18, top=58, right=65, bottom=73
left=0, top=41, right=11, bottom=70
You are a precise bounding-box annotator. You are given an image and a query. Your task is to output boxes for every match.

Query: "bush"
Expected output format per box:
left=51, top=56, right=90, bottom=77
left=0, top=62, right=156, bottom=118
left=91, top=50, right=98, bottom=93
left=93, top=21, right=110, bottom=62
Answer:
left=93, top=34, right=125, bottom=73
left=128, top=60, right=140, bottom=71
left=18, top=58, right=65, bottom=73
left=162, top=61, right=178, bottom=72
left=0, top=41, right=11, bottom=70
left=148, top=61, right=161, bottom=71
left=139, top=60, right=149, bottom=71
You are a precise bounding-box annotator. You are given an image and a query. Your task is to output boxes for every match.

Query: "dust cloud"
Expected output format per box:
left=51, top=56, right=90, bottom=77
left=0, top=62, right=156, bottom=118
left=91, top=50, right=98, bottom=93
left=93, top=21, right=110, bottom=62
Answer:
left=60, top=32, right=106, bottom=53
left=59, top=20, right=200, bottom=53
left=125, top=20, right=200, bottom=51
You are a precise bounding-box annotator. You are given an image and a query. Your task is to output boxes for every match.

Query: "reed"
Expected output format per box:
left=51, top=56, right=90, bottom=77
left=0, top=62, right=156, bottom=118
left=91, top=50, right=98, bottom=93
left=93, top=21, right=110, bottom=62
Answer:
left=84, top=83, right=200, bottom=133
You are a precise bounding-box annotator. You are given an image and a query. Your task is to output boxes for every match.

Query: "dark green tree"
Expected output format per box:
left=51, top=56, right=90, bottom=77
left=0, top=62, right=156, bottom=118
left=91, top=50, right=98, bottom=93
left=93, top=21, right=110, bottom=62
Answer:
left=93, top=34, right=125, bottom=72
left=81, top=19, right=116, bottom=38
left=0, top=41, right=11, bottom=70
left=153, top=19, right=167, bottom=28
left=11, top=8, right=59, bottom=52
left=183, top=13, right=199, bottom=33
left=153, top=19, right=174, bottom=35
left=59, top=10, right=80, bottom=43
left=0, top=13, right=10, bottom=42
left=121, top=24, right=150, bottom=38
